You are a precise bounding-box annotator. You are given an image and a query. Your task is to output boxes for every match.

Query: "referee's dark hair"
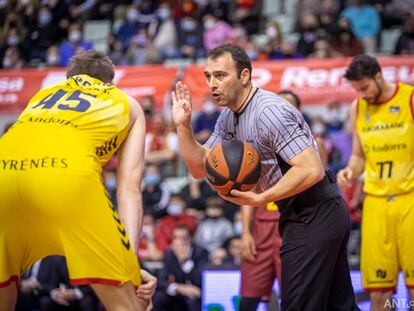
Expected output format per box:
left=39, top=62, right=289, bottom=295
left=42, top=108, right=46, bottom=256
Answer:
left=344, top=54, right=382, bottom=81
left=278, top=90, right=302, bottom=109
left=208, top=43, right=252, bottom=80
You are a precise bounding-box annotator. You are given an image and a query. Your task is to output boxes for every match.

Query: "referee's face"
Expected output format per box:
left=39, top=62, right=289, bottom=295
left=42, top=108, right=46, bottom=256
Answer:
left=204, top=53, right=246, bottom=110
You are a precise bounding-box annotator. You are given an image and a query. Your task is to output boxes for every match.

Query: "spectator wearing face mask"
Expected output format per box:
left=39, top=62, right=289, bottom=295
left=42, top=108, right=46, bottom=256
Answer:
left=153, top=225, right=208, bottom=311
left=28, top=7, right=60, bottom=62
left=202, top=14, right=236, bottom=52
left=177, top=16, right=205, bottom=59
left=44, top=45, right=61, bottom=67
left=193, top=197, right=234, bottom=255
left=2, top=46, right=23, bottom=69
left=147, top=3, right=178, bottom=60
left=155, top=194, right=197, bottom=252
left=138, top=212, right=164, bottom=263
left=193, top=97, right=220, bottom=144
left=117, top=5, right=146, bottom=50
left=142, top=164, right=172, bottom=219
left=59, top=23, right=93, bottom=66
left=264, top=20, right=283, bottom=56
left=296, top=13, right=321, bottom=57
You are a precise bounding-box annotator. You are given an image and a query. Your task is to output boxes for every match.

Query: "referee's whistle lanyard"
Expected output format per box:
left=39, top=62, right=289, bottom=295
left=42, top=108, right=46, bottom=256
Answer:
left=233, top=85, right=254, bottom=137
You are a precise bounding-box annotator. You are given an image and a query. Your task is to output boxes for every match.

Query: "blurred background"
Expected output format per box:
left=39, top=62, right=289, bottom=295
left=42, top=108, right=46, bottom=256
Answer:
left=1, top=0, right=413, bottom=310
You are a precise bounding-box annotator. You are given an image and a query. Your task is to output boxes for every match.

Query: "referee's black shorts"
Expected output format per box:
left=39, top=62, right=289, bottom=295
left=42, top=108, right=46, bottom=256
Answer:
left=280, top=197, right=360, bottom=311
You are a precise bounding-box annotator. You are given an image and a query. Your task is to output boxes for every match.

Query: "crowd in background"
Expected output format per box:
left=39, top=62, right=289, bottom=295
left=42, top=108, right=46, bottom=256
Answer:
left=2, top=0, right=414, bottom=310
left=1, top=0, right=414, bottom=69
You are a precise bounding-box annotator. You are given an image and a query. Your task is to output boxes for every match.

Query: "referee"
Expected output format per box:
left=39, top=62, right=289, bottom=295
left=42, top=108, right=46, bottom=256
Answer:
left=171, top=43, right=359, bottom=311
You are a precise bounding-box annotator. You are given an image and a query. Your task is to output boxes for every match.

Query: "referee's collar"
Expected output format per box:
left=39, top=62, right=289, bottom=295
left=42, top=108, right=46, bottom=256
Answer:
left=234, top=87, right=258, bottom=117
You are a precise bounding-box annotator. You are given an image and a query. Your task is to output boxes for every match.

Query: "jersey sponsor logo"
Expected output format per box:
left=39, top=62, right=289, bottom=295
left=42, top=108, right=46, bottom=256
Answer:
left=96, top=136, right=118, bottom=157
left=389, top=105, right=400, bottom=113
left=363, top=143, right=407, bottom=154
left=28, top=116, right=78, bottom=128
left=361, top=122, right=404, bottom=133
left=376, top=269, right=387, bottom=279
left=0, top=157, right=68, bottom=170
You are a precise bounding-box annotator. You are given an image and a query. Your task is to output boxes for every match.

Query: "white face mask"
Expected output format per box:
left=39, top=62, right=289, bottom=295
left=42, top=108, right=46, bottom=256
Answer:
left=203, top=101, right=216, bottom=115
left=69, top=31, right=81, bottom=43
left=311, top=122, right=326, bottom=136
left=127, top=10, right=139, bottom=22
left=233, top=221, right=242, bottom=235
left=2, top=57, right=12, bottom=69
left=7, top=35, right=19, bottom=46
left=167, top=203, right=184, bottom=215
left=204, top=19, right=216, bottom=30
left=47, top=53, right=59, bottom=65
left=266, top=26, right=278, bottom=38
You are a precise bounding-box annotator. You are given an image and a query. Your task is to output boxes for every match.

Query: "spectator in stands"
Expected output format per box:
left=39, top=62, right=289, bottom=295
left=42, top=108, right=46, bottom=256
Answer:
left=106, top=34, right=126, bottom=65
left=193, top=97, right=220, bottom=144
left=229, top=0, right=263, bottom=35
left=340, top=0, right=381, bottom=54
left=179, top=173, right=217, bottom=212
left=270, top=40, right=304, bottom=60
left=28, top=7, right=60, bottom=62
left=15, top=260, right=43, bottom=311
left=153, top=225, right=208, bottom=311
left=155, top=194, right=198, bottom=252
left=318, top=0, right=339, bottom=36
left=330, top=18, right=364, bottom=57
left=308, top=36, right=342, bottom=59
left=177, top=16, right=205, bottom=60
left=15, top=0, right=37, bottom=30
left=138, top=212, right=164, bottom=263
left=194, top=197, right=234, bottom=255
left=145, top=112, right=179, bottom=175
left=36, top=256, right=100, bottom=311
left=117, top=5, right=146, bottom=50
left=68, top=0, right=97, bottom=22
left=232, top=24, right=249, bottom=48
left=324, top=101, right=344, bottom=134
left=394, top=13, right=414, bottom=55
left=2, top=46, right=23, bottom=69
left=59, top=23, right=93, bottom=66
left=45, top=45, right=60, bottom=67
left=296, top=13, right=321, bottom=57
left=222, top=235, right=242, bottom=266
left=201, top=0, right=229, bottom=22
left=264, top=19, right=283, bottom=56
left=202, top=14, right=235, bottom=52
left=142, top=164, right=172, bottom=219
left=148, top=3, right=178, bottom=60
left=125, top=28, right=156, bottom=65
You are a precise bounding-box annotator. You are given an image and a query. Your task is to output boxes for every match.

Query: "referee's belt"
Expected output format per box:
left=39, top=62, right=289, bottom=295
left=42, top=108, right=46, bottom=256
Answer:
left=275, top=170, right=340, bottom=214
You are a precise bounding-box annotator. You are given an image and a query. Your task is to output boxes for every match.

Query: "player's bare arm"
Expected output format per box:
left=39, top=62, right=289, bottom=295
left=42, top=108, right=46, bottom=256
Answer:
left=337, top=100, right=365, bottom=188
left=116, top=95, right=146, bottom=255
left=172, top=81, right=210, bottom=178
left=240, top=205, right=257, bottom=262
left=221, top=145, right=324, bottom=206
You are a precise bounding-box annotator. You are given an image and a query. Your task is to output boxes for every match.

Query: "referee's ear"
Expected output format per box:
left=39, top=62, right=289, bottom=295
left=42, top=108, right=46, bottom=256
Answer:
left=240, top=68, right=251, bottom=85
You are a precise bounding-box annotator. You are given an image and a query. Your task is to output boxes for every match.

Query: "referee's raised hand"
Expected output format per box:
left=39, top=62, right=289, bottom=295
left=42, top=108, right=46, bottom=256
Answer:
left=172, top=81, right=192, bottom=128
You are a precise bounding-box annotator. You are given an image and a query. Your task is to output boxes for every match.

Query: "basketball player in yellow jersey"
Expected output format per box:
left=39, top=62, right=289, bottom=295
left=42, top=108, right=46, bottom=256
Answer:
left=0, top=51, right=156, bottom=311
left=338, top=54, right=414, bottom=310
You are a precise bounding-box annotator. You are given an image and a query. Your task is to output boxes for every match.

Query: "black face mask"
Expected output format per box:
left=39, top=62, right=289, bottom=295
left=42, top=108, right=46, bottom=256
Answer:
left=144, top=109, right=152, bottom=116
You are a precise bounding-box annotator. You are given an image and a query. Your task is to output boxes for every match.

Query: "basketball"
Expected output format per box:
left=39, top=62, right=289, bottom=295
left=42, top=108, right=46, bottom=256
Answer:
left=205, top=140, right=261, bottom=196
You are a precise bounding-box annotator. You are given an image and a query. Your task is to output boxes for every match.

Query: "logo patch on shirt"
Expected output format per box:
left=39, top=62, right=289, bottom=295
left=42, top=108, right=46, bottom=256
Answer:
left=389, top=106, right=400, bottom=113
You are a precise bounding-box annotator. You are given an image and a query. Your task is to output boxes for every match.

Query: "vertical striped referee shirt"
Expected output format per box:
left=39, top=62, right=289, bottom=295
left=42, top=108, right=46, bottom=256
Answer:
left=204, top=88, right=316, bottom=194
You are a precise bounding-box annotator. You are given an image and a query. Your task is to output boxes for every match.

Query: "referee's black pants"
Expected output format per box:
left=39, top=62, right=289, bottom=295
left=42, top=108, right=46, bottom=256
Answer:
left=280, top=197, right=360, bottom=311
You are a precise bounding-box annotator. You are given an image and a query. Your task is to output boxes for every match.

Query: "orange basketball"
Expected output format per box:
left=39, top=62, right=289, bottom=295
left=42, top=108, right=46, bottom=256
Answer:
left=205, top=140, right=261, bottom=196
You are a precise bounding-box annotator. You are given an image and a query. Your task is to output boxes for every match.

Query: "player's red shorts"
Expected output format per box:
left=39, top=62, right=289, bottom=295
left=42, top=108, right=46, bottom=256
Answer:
left=241, top=218, right=281, bottom=300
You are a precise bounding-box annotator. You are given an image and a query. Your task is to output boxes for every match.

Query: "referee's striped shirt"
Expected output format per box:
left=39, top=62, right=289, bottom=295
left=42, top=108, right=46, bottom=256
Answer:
left=204, top=88, right=316, bottom=193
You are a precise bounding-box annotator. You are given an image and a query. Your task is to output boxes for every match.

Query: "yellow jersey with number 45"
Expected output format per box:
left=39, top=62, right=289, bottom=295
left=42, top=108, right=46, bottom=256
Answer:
left=2, top=74, right=130, bottom=173
left=356, top=82, right=414, bottom=196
